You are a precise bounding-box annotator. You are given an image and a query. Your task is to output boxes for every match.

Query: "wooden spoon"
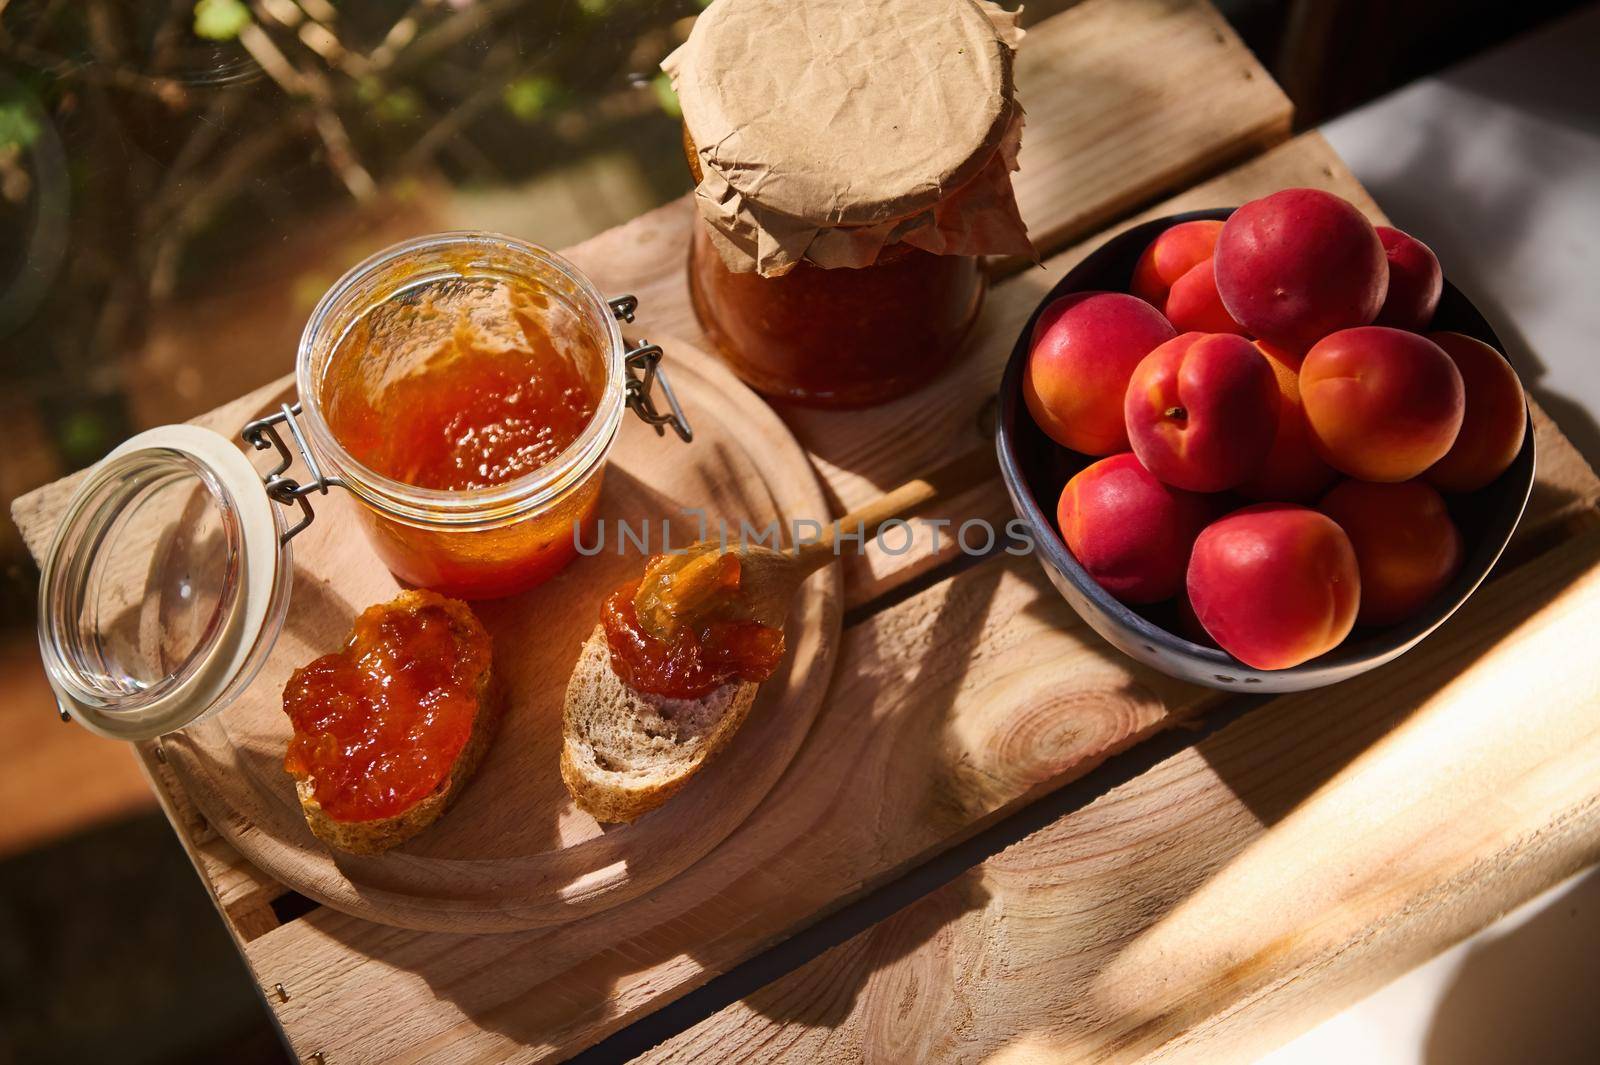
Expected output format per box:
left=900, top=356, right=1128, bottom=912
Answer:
left=560, top=449, right=994, bottom=822
left=726, top=447, right=999, bottom=625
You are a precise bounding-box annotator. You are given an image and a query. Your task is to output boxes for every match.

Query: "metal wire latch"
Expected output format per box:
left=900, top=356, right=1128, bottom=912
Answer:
left=609, top=293, right=693, bottom=443
left=242, top=402, right=344, bottom=545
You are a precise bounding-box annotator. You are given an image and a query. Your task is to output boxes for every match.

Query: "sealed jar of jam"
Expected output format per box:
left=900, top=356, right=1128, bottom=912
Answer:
left=32, top=232, right=690, bottom=739
left=664, top=0, right=1033, bottom=408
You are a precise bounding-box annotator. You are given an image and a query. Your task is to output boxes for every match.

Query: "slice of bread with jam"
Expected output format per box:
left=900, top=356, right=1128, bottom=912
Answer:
left=283, top=589, right=499, bottom=856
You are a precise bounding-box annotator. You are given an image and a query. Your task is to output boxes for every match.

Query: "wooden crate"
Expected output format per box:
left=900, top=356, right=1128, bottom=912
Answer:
left=11, top=2, right=1599, bottom=1063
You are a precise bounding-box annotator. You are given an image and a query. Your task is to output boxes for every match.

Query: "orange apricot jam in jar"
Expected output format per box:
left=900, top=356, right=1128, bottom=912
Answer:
left=323, top=278, right=597, bottom=493
left=283, top=591, right=492, bottom=823
left=297, top=234, right=628, bottom=599
left=600, top=550, right=784, bottom=699
left=688, top=225, right=987, bottom=407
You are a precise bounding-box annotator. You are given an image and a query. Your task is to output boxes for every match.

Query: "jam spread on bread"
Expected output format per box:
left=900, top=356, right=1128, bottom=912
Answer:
left=601, top=550, right=784, bottom=699
left=284, top=592, right=491, bottom=822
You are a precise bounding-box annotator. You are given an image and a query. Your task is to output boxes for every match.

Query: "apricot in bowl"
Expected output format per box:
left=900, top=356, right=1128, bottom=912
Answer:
left=996, top=208, right=1533, bottom=693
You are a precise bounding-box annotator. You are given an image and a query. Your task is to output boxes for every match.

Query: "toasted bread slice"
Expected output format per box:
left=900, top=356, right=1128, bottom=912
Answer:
left=288, top=590, right=499, bottom=856
left=561, top=625, right=757, bottom=823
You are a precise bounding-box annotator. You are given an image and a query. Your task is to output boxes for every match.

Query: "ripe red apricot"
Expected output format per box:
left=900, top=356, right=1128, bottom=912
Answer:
left=1187, top=503, right=1361, bottom=670
left=1124, top=332, right=1279, bottom=492
left=1300, top=326, right=1465, bottom=482
left=1424, top=332, right=1527, bottom=493
left=1024, top=292, right=1178, bottom=456
left=1319, top=479, right=1463, bottom=626
left=1131, top=220, right=1224, bottom=307
left=1237, top=340, right=1337, bottom=502
left=1056, top=453, right=1213, bottom=604
left=1215, top=188, right=1389, bottom=351
left=1165, top=258, right=1248, bottom=335
left=1374, top=226, right=1443, bottom=332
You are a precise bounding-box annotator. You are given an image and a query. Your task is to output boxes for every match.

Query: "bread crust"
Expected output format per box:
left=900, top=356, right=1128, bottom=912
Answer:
left=290, top=590, right=500, bottom=856
left=561, top=625, right=757, bottom=823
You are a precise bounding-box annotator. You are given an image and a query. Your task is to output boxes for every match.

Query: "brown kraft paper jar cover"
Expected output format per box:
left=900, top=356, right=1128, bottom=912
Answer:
left=665, top=0, right=1034, bottom=407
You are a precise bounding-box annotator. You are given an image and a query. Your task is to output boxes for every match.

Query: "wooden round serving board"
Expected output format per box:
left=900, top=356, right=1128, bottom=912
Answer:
left=161, top=336, right=842, bottom=933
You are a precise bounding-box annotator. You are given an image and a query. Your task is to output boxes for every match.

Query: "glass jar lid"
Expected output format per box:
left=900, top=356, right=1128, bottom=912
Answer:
left=37, top=424, right=292, bottom=740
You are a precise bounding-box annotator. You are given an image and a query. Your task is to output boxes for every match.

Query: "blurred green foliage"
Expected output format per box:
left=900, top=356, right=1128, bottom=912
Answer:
left=503, top=75, right=563, bottom=123
left=0, top=0, right=705, bottom=621
left=192, top=0, right=251, bottom=42
left=651, top=72, right=680, bottom=118
left=0, top=99, right=40, bottom=151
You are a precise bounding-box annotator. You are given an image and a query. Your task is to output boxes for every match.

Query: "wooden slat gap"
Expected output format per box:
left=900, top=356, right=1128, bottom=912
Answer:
left=588, top=687, right=1249, bottom=1065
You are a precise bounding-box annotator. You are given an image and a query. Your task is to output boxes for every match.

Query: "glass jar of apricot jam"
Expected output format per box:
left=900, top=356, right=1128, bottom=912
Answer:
left=685, top=169, right=989, bottom=408
left=664, top=0, right=1032, bottom=408
left=33, top=233, right=690, bottom=740
left=296, top=233, right=686, bottom=599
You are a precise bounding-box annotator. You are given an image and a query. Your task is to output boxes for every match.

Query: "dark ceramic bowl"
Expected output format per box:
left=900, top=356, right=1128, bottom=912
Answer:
left=995, top=208, right=1535, bottom=692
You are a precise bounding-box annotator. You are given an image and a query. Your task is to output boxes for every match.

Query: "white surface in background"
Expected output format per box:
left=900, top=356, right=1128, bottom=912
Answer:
left=1324, top=5, right=1600, bottom=469
left=1258, top=869, right=1600, bottom=1065
left=1269, top=8, right=1600, bottom=1064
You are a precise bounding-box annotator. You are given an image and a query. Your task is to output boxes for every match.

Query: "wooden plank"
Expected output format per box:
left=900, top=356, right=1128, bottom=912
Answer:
left=17, top=130, right=1599, bottom=1065
left=135, top=741, right=289, bottom=942
left=245, top=554, right=1216, bottom=1065
left=1005, top=0, right=1291, bottom=261
left=640, top=524, right=1600, bottom=1065
left=123, top=740, right=282, bottom=950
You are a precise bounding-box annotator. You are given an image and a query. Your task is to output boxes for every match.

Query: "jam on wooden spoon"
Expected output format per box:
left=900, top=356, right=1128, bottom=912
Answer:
left=601, top=549, right=786, bottom=700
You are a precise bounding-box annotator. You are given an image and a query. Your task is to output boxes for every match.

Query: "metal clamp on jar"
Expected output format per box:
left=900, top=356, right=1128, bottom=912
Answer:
left=35, top=233, right=691, bottom=739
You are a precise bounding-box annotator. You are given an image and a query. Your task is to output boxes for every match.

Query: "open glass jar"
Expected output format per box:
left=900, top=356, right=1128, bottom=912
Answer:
left=296, top=233, right=675, bottom=599
left=35, top=233, right=690, bottom=739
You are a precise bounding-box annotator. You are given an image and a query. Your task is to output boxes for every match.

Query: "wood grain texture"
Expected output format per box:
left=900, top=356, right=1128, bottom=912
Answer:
left=641, top=524, right=1600, bottom=1065
left=242, top=555, right=1217, bottom=1065
left=14, top=129, right=1599, bottom=1064
left=16, top=340, right=843, bottom=934
left=1005, top=0, right=1291, bottom=261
